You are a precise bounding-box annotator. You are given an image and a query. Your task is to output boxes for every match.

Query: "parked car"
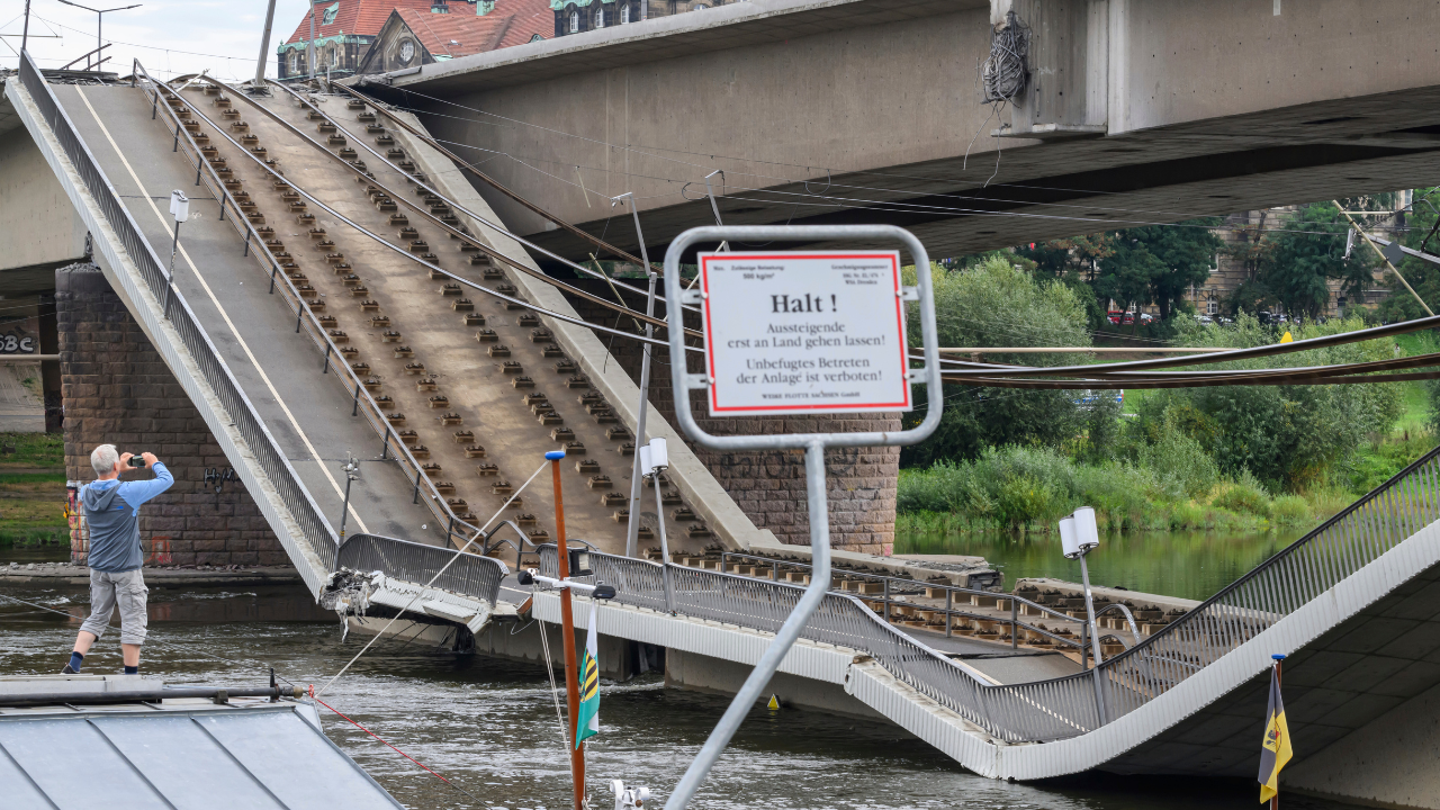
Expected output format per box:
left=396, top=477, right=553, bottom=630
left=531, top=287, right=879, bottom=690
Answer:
left=1075, top=389, right=1125, bottom=409
left=1196, top=314, right=1214, bottom=325
left=1107, top=310, right=1125, bottom=325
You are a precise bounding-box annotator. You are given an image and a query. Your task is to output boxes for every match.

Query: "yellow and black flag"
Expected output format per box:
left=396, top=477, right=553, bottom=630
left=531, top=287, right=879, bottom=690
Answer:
left=1258, top=658, right=1293, bottom=803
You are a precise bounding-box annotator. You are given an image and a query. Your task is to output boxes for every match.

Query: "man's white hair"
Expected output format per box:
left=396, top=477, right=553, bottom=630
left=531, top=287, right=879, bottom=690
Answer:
left=91, top=444, right=119, bottom=477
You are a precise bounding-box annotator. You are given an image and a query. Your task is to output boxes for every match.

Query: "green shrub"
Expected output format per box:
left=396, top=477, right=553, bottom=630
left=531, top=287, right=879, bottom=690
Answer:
left=1210, top=470, right=1271, bottom=518
left=1271, top=495, right=1312, bottom=525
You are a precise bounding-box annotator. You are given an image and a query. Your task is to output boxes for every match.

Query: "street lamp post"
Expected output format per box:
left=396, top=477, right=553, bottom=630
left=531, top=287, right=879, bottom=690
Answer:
left=1060, top=506, right=1108, bottom=724
left=55, top=0, right=141, bottom=71
left=337, top=455, right=359, bottom=541
left=638, top=437, right=674, bottom=612
left=163, top=190, right=188, bottom=314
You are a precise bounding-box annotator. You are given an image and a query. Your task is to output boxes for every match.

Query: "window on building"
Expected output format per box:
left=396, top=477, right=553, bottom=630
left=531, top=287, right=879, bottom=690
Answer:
left=331, top=46, right=341, bottom=68
left=620, top=3, right=629, bottom=22
left=529, top=33, right=545, bottom=41
left=569, top=10, right=579, bottom=32
left=596, top=7, right=604, bottom=27
left=322, top=2, right=340, bottom=25
left=288, top=51, right=298, bottom=73
left=398, top=39, right=415, bottom=64
left=692, top=2, right=707, bottom=7
left=1207, top=300, right=1218, bottom=316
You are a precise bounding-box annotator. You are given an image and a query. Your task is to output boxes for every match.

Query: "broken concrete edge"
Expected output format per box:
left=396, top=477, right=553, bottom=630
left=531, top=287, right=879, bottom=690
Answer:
left=1013, top=577, right=1201, bottom=615
left=739, top=539, right=1001, bottom=590
left=10, top=81, right=331, bottom=598
left=391, top=106, right=778, bottom=553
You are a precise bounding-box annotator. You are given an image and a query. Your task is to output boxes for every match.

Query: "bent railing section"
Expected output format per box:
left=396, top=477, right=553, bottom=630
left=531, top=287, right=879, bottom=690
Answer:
left=540, top=446, right=1440, bottom=741
left=15, top=52, right=337, bottom=589
left=337, top=533, right=508, bottom=606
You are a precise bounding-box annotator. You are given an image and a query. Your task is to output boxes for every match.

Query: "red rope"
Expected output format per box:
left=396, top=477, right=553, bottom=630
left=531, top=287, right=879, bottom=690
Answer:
left=308, top=684, right=478, bottom=800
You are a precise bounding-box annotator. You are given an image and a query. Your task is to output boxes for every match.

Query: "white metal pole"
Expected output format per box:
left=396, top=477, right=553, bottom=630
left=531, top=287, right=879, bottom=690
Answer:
left=619, top=194, right=655, bottom=558
left=307, top=0, right=316, bottom=81
left=254, top=0, right=277, bottom=85
left=1078, top=551, right=1108, bottom=723
left=654, top=471, right=674, bottom=612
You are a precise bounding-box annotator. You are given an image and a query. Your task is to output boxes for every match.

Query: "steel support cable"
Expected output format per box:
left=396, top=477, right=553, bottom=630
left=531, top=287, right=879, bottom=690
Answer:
left=950, top=369, right=1440, bottom=390
left=216, top=78, right=701, bottom=339
left=134, top=64, right=480, bottom=542
left=333, top=82, right=655, bottom=269
left=270, top=79, right=704, bottom=324
left=361, top=83, right=1249, bottom=227
left=315, top=458, right=551, bottom=699
left=170, top=88, right=699, bottom=354
left=932, top=313, right=1440, bottom=379
left=925, top=350, right=1440, bottom=380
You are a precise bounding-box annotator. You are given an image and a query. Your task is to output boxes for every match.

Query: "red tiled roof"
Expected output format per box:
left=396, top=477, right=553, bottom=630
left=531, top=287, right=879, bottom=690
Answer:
left=285, top=0, right=438, bottom=45
left=495, top=0, right=554, bottom=49
left=394, top=8, right=510, bottom=58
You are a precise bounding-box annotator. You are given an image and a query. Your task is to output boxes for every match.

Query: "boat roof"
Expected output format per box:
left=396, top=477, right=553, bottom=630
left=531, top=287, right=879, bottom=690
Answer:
left=0, top=676, right=403, bottom=810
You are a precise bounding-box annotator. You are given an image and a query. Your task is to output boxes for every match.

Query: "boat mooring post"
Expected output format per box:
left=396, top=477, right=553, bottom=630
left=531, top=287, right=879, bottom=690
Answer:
left=549, top=449, right=586, bottom=810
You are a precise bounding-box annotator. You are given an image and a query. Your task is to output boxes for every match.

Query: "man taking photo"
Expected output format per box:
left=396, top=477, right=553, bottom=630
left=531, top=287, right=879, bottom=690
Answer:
left=62, top=445, right=174, bottom=675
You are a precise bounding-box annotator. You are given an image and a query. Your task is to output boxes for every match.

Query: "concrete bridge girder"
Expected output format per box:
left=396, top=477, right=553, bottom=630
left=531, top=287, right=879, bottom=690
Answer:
left=362, top=0, right=1440, bottom=264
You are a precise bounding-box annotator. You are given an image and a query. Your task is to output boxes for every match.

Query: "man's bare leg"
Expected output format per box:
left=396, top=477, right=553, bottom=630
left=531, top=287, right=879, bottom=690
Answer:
left=121, top=643, right=140, bottom=669
left=73, top=630, right=97, bottom=655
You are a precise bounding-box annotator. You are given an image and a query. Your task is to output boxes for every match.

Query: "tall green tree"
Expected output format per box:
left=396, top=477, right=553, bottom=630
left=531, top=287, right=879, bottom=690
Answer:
left=1260, top=203, right=1374, bottom=320
left=1095, top=221, right=1223, bottom=320
left=901, top=257, right=1092, bottom=467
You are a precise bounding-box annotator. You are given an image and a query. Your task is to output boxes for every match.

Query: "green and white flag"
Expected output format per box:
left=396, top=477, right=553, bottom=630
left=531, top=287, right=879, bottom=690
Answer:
left=575, top=599, right=600, bottom=748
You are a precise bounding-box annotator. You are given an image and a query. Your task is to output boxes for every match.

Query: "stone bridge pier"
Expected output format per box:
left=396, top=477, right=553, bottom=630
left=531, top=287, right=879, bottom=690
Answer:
left=57, top=265, right=285, bottom=567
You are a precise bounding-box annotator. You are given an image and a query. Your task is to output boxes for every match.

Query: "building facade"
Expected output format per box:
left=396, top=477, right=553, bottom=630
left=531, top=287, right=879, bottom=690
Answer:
left=357, top=0, right=552, bottom=75
left=278, top=0, right=454, bottom=81
left=550, top=0, right=737, bottom=38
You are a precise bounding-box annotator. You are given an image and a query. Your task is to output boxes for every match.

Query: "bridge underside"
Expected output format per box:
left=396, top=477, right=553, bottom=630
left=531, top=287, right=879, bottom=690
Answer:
left=1106, top=559, right=1440, bottom=807
left=360, top=0, right=1440, bottom=264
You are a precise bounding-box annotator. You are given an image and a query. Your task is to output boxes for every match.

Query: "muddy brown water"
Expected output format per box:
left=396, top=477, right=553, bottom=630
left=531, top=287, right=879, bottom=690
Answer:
left=0, top=567, right=1363, bottom=809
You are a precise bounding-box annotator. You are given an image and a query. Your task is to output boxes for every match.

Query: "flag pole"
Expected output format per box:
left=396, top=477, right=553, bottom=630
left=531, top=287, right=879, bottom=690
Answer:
left=550, top=449, right=585, bottom=810
left=1272, top=655, right=1282, bottom=810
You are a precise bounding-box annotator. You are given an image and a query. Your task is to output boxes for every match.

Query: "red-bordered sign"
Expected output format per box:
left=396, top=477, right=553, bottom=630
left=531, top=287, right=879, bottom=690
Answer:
left=699, top=251, right=912, bottom=417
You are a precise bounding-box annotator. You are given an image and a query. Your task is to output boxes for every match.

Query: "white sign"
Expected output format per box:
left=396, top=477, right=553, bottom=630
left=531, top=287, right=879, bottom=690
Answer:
left=699, top=251, right=912, bottom=417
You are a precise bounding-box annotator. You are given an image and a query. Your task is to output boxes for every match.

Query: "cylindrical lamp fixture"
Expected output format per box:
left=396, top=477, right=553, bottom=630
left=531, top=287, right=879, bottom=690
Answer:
left=647, top=437, right=669, bottom=472
left=1059, top=516, right=1081, bottom=559
left=1073, top=506, right=1100, bottom=554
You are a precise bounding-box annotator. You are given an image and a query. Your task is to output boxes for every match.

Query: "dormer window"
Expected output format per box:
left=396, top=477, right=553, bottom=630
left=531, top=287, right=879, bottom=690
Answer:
left=569, top=10, right=579, bottom=32
left=321, top=2, right=339, bottom=25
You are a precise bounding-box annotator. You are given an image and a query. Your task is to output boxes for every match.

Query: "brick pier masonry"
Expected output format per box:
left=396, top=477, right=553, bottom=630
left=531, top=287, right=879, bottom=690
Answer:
left=57, top=264, right=285, bottom=567
left=560, top=281, right=900, bottom=554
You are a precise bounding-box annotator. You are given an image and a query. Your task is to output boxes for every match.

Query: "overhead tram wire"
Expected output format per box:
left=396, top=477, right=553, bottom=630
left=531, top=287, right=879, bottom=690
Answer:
left=162, top=81, right=702, bottom=353
left=220, top=78, right=705, bottom=337
left=334, top=83, right=658, bottom=270
left=370, top=86, right=1395, bottom=239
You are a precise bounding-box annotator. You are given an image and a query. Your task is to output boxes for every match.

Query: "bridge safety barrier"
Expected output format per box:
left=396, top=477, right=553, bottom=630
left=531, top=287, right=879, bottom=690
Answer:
left=335, top=533, right=508, bottom=605
left=540, top=447, right=1440, bottom=742
left=16, top=52, right=338, bottom=586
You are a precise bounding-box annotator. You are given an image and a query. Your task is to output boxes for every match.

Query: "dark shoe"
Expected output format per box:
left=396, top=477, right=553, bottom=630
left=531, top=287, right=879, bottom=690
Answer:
left=61, top=664, right=77, bottom=674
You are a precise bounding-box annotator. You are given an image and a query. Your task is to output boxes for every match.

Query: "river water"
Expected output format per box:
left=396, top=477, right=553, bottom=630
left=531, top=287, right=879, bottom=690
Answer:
left=1, top=558, right=1358, bottom=810
left=898, top=529, right=1308, bottom=601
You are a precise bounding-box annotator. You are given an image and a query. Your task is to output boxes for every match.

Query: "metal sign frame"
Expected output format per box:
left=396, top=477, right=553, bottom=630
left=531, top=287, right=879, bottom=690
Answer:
left=660, top=225, right=943, bottom=810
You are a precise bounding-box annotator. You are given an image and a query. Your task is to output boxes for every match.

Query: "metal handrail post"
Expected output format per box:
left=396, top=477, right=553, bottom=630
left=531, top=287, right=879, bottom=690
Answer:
left=1011, top=598, right=1018, bottom=650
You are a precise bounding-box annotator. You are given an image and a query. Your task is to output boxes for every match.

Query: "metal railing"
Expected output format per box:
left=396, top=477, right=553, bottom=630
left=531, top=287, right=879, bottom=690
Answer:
left=540, top=446, right=1440, bottom=741
left=717, top=551, right=1093, bottom=653
left=128, top=60, right=483, bottom=553
left=15, top=52, right=338, bottom=583
left=336, top=533, right=508, bottom=606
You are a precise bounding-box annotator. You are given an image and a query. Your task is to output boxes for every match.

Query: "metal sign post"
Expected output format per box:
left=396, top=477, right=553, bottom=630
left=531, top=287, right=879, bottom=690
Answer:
left=659, top=225, right=942, bottom=810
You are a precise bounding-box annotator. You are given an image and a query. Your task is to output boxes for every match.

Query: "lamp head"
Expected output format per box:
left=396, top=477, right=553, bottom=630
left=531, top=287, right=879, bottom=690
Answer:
left=638, top=444, right=654, bottom=478
left=169, top=190, right=190, bottom=223
left=1073, top=506, right=1100, bottom=554
left=1059, top=516, right=1081, bottom=559
left=646, top=437, right=668, bottom=472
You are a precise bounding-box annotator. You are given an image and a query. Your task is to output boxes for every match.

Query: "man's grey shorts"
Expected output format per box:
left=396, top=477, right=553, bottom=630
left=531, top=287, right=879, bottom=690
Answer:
left=79, top=569, right=148, bottom=645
